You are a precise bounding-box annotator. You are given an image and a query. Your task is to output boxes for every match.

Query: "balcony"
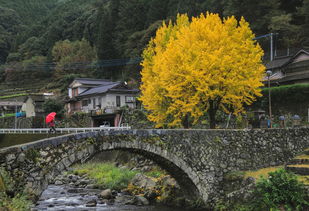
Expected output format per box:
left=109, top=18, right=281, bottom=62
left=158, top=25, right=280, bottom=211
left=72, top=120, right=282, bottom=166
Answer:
left=89, top=107, right=119, bottom=117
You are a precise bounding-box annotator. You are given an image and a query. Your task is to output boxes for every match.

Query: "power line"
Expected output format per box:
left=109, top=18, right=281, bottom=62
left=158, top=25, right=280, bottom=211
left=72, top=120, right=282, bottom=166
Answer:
left=1, top=57, right=143, bottom=72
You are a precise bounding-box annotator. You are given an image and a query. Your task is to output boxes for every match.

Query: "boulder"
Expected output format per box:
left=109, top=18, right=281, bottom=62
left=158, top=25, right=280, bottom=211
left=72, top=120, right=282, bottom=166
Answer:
left=131, top=173, right=156, bottom=189
left=86, top=199, right=97, bottom=207
left=115, top=195, right=137, bottom=205
left=100, top=189, right=113, bottom=199
left=54, top=180, right=63, bottom=185
left=136, top=196, right=149, bottom=205
left=159, top=175, right=179, bottom=188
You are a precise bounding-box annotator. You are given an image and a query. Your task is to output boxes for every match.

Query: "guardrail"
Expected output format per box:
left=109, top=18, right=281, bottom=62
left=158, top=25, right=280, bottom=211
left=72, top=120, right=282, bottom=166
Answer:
left=0, top=127, right=131, bottom=134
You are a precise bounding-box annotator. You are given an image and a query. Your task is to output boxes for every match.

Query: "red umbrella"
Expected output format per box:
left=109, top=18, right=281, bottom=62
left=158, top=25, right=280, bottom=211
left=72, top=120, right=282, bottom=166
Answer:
left=45, top=112, right=56, bottom=123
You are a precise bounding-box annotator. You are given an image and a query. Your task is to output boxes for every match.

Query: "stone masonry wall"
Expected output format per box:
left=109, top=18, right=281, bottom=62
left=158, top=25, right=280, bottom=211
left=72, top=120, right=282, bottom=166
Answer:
left=0, top=128, right=308, bottom=205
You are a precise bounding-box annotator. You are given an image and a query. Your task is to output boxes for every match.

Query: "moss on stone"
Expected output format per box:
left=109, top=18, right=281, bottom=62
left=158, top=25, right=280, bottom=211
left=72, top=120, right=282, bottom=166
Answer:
left=224, top=171, right=245, bottom=181
left=25, top=148, right=40, bottom=163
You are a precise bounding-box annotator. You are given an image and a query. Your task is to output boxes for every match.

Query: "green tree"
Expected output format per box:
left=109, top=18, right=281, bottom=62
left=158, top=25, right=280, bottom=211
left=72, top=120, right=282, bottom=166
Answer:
left=42, top=99, right=64, bottom=115
left=95, top=1, right=120, bottom=79
left=223, top=0, right=282, bottom=34
left=52, top=39, right=97, bottom=78
left=297, top=0, right=309, bottom=46
left=0, top=6, right=21, bottom=64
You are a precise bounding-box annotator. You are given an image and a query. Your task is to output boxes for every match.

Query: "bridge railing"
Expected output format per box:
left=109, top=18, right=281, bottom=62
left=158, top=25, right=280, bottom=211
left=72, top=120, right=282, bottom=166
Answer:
left=0, top=126, right=131, bottom=134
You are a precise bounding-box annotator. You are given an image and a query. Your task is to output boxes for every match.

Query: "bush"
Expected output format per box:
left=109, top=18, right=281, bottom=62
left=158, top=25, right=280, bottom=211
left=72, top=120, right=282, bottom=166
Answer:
left=42, top=98, right=64, bottom=117
left=253, top=168, right=308, bottom=211
left=0, top=168, right=32, bottom=211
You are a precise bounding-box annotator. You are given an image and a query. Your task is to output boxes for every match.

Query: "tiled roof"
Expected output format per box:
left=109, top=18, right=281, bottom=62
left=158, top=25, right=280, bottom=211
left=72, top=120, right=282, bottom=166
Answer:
left=74, top=78, right=110, bottom=86
left=265, top=56, right=291, bottom=69
left=78, top=82, right=121, bottom=96
left=109, top=88, right=139, bottom=93
left=265, top=49, right=309, bottom=70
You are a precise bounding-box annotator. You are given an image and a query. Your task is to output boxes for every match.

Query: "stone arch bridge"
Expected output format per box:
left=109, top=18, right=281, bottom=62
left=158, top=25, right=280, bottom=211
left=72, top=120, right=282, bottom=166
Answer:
left=0, top=128, right=308, bottom=204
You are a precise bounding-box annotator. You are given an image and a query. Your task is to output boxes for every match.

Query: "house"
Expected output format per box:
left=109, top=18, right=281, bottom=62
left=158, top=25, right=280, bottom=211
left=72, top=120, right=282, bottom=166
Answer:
left=66, top=78, right=139, bottom=127
left=264, top=49, right=309, bottom=85
left=21, top=94, right=54, bottom=118
left=0, top=101, right=23, bottom=117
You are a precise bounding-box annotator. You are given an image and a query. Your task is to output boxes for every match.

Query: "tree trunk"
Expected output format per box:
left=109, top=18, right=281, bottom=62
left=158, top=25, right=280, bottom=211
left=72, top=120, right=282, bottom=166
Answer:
left=182, top=113, right=191, bottom=129
left=209, top=101, right=217, bottom=129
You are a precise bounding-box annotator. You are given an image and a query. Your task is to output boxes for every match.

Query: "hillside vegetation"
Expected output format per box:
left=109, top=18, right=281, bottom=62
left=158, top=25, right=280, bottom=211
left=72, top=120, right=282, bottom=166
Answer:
left=0, top=0, right=309, bottom=93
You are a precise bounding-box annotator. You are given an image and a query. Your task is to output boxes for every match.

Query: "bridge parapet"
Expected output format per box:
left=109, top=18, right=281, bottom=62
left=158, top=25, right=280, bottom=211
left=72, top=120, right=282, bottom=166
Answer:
left=0, top=128, right=308, bottom=205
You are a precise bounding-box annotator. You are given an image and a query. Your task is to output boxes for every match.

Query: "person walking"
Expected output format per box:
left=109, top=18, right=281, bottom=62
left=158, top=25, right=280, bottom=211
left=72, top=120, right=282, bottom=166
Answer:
left=46, top=112, right=57, bottom=134
left=48, top=119, right=56, bottom=133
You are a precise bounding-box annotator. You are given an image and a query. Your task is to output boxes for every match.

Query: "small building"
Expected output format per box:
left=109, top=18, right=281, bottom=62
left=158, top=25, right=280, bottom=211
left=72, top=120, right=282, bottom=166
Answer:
left=21, top=94, right=53, bottom=118
left=0, top=101, right=23, bottom=116
left=66, top=78, right=139, bottom=127
left=264, top=49, right=309, bottom=85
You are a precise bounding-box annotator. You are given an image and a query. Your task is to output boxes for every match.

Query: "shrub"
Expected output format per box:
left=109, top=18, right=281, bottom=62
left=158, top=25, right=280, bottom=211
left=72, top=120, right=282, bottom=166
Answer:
left=253, top=168, right=308, bottom=211
left=0, top=168, right=32, bottom=211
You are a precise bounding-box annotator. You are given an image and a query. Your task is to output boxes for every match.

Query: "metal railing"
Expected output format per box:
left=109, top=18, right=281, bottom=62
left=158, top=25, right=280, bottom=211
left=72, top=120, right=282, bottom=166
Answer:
left=0, top=126, right=131, bottom=134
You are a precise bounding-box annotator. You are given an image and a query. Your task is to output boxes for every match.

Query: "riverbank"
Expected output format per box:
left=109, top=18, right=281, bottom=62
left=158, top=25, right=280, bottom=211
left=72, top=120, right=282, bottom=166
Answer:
left=33, top=161, right=202, bottom=211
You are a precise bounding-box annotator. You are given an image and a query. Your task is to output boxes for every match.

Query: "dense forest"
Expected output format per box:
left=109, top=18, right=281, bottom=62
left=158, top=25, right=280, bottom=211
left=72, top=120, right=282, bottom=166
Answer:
left=0, top=0, right=309, bottom=90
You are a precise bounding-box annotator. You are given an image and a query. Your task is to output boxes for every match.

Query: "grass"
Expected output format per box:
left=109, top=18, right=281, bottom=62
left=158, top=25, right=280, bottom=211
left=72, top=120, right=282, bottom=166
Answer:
left=144, top=166, right=166, bottom=178
left=0, top=93, right=27, bottom=99
left=287, top=164, right=309, bottom=168
left=295, top=154, right=309, bottom=159
left=297, top=176, right=309, bottom=185
left=244, top=166, right=283, bottom=180
left=72, top=162, right=139, bottom=190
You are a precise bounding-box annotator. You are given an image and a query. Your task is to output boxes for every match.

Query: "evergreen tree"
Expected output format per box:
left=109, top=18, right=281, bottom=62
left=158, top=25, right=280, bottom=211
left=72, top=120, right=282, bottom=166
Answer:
left=146, top=0, right=168, bottom=25
left=223, top=0, right=283, bottom=35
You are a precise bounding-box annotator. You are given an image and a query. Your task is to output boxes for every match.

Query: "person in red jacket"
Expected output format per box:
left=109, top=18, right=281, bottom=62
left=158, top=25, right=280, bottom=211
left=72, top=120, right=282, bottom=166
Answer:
left=48, top=119, right=56, bottom=133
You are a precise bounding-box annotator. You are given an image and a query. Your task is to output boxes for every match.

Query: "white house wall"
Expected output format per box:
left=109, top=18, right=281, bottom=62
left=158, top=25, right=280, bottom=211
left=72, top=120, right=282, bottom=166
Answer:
left=68, top=88, right=72, bottom=98
left=68, top=87, right=88, bottom=98
left=78, top=87, right=87, bottom=95
left=106, top=93, right=136, bottom=108
left=22, top=98, right=35, bottom=117
left=81, top=93, right=137, bottom=112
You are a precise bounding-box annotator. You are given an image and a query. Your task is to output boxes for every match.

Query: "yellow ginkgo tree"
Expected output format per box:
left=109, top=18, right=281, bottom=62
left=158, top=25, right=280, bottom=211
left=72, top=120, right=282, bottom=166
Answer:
left=140, top=13, right=265, bottom=129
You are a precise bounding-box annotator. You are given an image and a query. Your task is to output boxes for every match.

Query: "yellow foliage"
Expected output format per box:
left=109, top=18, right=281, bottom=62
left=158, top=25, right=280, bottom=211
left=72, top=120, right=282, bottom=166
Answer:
left=140, top=12, right=265, bottom=128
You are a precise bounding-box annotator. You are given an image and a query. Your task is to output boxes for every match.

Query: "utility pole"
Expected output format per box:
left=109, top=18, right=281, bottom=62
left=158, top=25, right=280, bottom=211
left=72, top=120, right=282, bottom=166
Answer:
left=14, top=100, right=17, bottom=129
left=270, top=33, right=274, bottom=61
left=254, top=33, right=278, bottom=61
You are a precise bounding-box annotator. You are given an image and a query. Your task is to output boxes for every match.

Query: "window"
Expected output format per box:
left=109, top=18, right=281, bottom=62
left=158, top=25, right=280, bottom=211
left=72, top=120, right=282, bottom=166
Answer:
left=125, top=96, right=136, bottom=103
left=98, top=97, right=102, bottom=108
left=116, top=96, right=121, bottom=107
left=72, top=88, right=78, bottom=97
left=82, top=100, right=88, bottom=107
left=92, top=99, right=95, bottom=109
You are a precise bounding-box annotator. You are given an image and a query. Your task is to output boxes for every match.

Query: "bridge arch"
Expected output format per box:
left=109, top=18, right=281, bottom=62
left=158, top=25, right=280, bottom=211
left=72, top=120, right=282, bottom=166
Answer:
left=1, top=128, right=308, bottom=206
left=89, top=141, right=203, bottom=201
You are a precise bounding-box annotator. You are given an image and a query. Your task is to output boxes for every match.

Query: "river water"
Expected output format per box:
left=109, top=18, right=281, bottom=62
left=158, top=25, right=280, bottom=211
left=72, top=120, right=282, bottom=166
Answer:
left=34, top=184, right=198, bottom=211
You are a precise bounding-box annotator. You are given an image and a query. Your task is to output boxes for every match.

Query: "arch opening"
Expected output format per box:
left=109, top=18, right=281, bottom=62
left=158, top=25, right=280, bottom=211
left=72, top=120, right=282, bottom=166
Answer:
left=83, top=148, right=201, bottom=201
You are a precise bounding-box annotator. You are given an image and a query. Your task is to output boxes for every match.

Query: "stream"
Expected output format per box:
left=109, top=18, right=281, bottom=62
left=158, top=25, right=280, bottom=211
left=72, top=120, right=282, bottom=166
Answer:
left=34, top=184, right=197, bottom=211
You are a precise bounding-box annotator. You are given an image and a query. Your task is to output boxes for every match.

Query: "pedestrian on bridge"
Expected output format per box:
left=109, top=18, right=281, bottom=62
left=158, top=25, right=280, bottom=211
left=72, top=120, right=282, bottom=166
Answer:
left=46, top=112, right=57, bottom=133
left=48, top=120, right=56, bottom=133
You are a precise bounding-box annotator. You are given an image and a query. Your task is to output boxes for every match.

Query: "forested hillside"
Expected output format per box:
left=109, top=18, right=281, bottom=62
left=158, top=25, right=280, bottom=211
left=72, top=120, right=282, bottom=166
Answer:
left=1, top=0, right=309, bottom=92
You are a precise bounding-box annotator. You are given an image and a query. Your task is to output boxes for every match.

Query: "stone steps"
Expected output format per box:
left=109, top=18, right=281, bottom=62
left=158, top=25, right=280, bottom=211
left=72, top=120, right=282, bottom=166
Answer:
left=286, top=149, right=309, bottom=176
left=286, top=164, right=309, bottom=176
left=288, top=154, right=309, bottom=165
